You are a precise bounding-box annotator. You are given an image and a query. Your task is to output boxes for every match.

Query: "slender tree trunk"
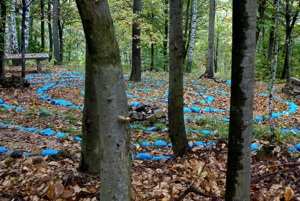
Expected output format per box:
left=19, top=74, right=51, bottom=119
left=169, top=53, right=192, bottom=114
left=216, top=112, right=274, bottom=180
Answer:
left=58, top=13, right=63, bottom=63
left=169, top=0, right=188, bottom=157
left=20, top=0, right=31, bottom=52
left=163, top=0, right=169, bottom=71
left=225, top=0, right=256, bottom=200
left=205, top=0, right=215, bottom=78
left=150, top=42, right=154, bottom=70
left=21, top=0, right=27, bottom=78
left=0, top=0, right=6, bottom=79
left=256, top=0, right=266, bottom=45
left=47, top=0, right=53, bottom=58
left=186, top=0, right=198, bottom=73
left=130, top=0, right=142, bottom=81
left=76, top=0, right=131, bottom=199
left=267, top=25, right=275, bottom=62
left=214, top=30, right=219, bottom=73
left=4, top=14, right=9, bottom=54
left=281, top=0, right=299, bottom=82
left=53, top=0, right=61, bottom=65
left=269, top=0, right=279, bottom=142
left=10, top=0, right=19, bottom=54
left=40, top=0, right=45, bottom=51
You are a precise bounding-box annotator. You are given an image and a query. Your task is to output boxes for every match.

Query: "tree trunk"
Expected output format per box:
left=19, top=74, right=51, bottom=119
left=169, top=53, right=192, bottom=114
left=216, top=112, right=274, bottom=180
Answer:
left=281, top=0, right=299, bottom=83
left=267, top=25, right=275, bottom=63
left=225, top=0, right=256, bottom=200
left=40, top=0, right=45, bottom=51
left=163, top=0, right=169, bottom=71
left=183, top=0, right=191, bottom=63
left=21, top=0, right=27, bottom=78
left=75, top=0, right=131, bottom=200
left=48, top=0, right=53, bottom=58
left=269, top=0, right=279, bottom=142
left=186, top=0, right=198, bottom=73
left=214, top=30, right=219, bottom=73
left=169, top=0, right=188, bottom=157
left=10, top=0, right=19, bottom=55
left=256, top=0, right=266, bottom=45
left=205, top=0, right=215, bottom=77
left=0, top=0, right=6, bottom=79
left=58, top=1, right=63, bottom=64
left=130, top=0, right=142, bottom=82
left=53, top=0, right=61, bottom=65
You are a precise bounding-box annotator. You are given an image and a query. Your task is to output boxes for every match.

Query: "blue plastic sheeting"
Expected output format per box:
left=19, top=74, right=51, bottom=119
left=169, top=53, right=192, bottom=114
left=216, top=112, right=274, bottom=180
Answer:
left=130, top=125, right=138, bottom=129
left=147, top=127, right=157, bottom=131
left=184, top=116, right=192, bottom=121
left=221, top=118, right=230, bottom=122
left=74, top=136, right=82, bottom=141
left=284, top=102, right=298, bottom=115
left=259, top=93, right=268, bottom=97
left=55, top=133, right=67, bottom=138
left=202, top=107, right=225, bottom=113
left=152, top=156, right=171, bottom=160
left=164, top=91, right=168, bottom=98
left=191, top=107, right=200, bottom=113
left=136, top=153, right=152, bottom=160
left=292, top=128, right=300, bottom=134
left=130, top=102, right=139, bottom=107
left=39, top=128, right=55, bottom=136
left=0, top=98, right=3, bottom=104
left=281, top=129, right=292, bottom=134
left=201, top=130, right=211, bottom=135
left=42, top=149, right=58, bottom=156
left=254, top=116, right=264, bottom=122
left=296, top=144, right=300, bottom=151
left=154, top=140, right=167, bottom=147
left=251, top=143, right=260, bottom=151
left=184, top=107, right=192, bottom=113
left=140, top=141, right=152, bottom=147
left=289, top=146, right=298, bottom=152
left=215, top=88, right=229, bottom=95
left=194, top=141, right=206, bottom=147
left=0, top=146, right=7, bottom=153
left=271, top=112, right=282, bottom=118
left=195, top=116, right=202, bottom=121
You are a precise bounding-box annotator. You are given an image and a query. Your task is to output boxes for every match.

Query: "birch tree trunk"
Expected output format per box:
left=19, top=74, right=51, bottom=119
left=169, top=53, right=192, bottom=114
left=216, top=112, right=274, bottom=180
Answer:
left=225, top=0, right=256, bottom=200
left=20, top=0, right=31, bottom=51
left=10, top=0, right=19, bottom=54
left=48, top=0, right=53, bottom=57
left=4, top=14, right=9, bottom=54
left=186, top=0, right=198, bottom=73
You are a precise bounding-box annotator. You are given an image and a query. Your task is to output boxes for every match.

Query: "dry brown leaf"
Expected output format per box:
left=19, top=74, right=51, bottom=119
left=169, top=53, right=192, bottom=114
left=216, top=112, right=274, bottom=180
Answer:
left=284, top=187, right=294, bottom=201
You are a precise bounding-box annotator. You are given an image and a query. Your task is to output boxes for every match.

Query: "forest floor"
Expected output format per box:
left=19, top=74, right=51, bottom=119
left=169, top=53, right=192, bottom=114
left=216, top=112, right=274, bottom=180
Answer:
left=0, top=66, right=300, bottom=201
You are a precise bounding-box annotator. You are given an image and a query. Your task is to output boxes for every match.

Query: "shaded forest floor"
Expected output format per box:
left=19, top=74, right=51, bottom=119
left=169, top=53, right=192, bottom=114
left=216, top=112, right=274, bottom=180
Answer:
left=0, top=66, right=300, bottom=201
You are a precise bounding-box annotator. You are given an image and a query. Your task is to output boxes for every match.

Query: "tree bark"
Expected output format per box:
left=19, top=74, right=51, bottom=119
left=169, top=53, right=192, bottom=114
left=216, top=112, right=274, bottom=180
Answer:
left=58, top=1, right=63, bottom=64
left=0, top=0, right=6, bottom=79
left=256, top=0, right=266, bottom=45
left=10, top=0, right=19, bottom=54
left=169, top=0, right=188, bottom=157
left=40, top=0, right=45, bottom=51
left=205, top=0, right=215, bottom=77
left=186, top=0, right=198, bottom=73
left=130, top=0, right=142, bottom=82
left=53, top=0, right=61, bottom=65
left=21, top=0, right=27, bottom=78
left=281, top=0, right=299, bottom=83
left=163, top=0, right=169, bottom=71
left=48, top=0, right=53, bottom=58
left=75, top=0, right=131, bottom=200
left=225, top=0, right=256, bottom=200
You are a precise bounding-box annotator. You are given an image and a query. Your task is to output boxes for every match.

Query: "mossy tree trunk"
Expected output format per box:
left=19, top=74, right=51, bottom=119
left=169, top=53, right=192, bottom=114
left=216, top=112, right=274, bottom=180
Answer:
left=75, top=0, right=131, bottom=200
left=168, top=0, right=188, bottom=157
left=225, top=0, right=256, bottom=200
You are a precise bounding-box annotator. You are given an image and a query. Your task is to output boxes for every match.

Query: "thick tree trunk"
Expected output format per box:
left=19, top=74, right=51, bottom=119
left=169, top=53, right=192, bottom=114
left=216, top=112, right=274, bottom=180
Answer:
left=47, top=0, right=53, bottom=58
left=225, top=0, right=256, bottom=200
left=169, top=0, right=188, bottom=157
left=205, top=0, right=215, bottom=77
left=40, top=0, right=45, bottom=51
left=58, top=2, right=63, bottom=64
left=0, top=0, right=6, bottom=79
left=163, top=0, right=169, bottom=71
left=75, top=0, right=131, bottom=200
left=53, top=0, right=61, bottom=65
left=130, top=0, right=142, bottom=82
left=186, top=0, right=198, bottom=73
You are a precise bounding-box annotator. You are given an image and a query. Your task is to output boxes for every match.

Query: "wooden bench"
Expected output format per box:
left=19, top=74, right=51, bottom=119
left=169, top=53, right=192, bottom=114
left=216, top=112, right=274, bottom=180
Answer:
left=290, top=77, right=300, bottom=94
left=4, top=53, right=50, bottom=72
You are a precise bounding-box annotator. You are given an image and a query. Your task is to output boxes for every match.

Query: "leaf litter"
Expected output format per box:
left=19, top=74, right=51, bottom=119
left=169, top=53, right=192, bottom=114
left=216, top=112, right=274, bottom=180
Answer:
left=0, top=67, right=299, bottom=200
